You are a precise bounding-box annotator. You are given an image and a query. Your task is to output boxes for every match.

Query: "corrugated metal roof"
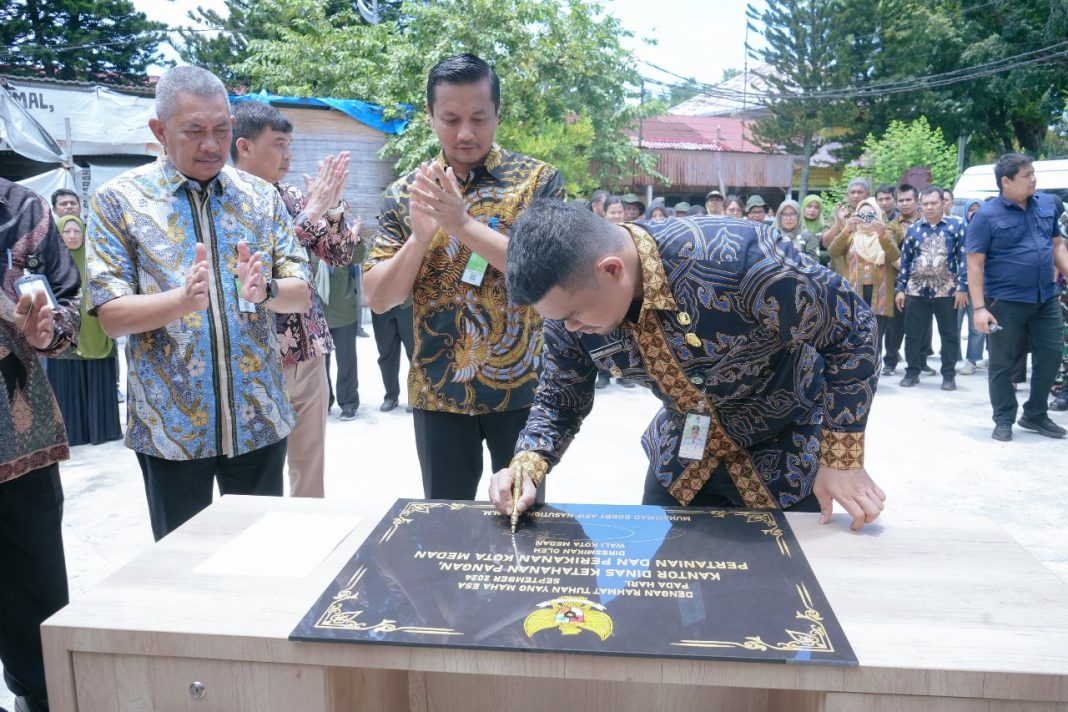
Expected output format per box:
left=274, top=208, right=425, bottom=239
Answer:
left=630, top=115, right=768, bottom=153
left=626, top=149, right=796, bottom=191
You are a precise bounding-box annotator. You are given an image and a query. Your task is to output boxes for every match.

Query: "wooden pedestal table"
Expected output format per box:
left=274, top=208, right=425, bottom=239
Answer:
left=42, top=495, right=1068, bottom=711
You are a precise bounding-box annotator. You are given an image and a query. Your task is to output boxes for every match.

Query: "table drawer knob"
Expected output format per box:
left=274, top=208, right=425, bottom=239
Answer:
left=189, top=682, right=206, bottom=699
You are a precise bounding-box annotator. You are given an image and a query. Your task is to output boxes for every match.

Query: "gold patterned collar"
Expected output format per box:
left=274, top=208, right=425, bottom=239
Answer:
left=433, top=144, right=503, bottom=182
left=621, top=223, right=678, bottom=319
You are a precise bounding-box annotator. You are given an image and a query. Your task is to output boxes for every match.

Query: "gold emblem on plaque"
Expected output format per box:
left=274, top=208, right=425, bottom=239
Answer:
left=524, top=598, right=613, bottom=641
left=685, top=333, right=702, bottom=348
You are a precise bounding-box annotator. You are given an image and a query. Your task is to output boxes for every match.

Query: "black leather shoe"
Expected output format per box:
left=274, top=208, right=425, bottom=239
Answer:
left=1017, top=414, right=1067, bottom=438
left=899, top=374, right=919, bottom=387
left=380, top=398, right=398, bottom=412
left=992, top=423, right=1012, bottom=441
left=940, top=378, right=956, bottom=391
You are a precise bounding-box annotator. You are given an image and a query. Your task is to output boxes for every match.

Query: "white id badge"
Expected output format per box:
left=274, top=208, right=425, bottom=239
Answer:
left=678, top=412, right=712, bottom=461
left=235, top=276, right=257, bottom=314
left=14, top=274, right=58, bottom=310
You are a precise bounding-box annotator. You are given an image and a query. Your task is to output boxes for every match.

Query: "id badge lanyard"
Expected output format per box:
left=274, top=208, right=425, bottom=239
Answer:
left=460, top=216, right=499, bottom=288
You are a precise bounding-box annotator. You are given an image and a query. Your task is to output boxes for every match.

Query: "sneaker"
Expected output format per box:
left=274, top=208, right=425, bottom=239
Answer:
left=958, top=361, right=976, bottom=376
left=992, top=423, right=1012, bottom=441
left=1017, top=414, right=1067, bottom=438
left=1051, top=394, right=1068, bottom=412
left=881, top=365, right=897, bottom=376
left=899, top=374, right=919, bottom=387
left=339, top=406, right=358, bottom=421
left=595, top=372, right=610, bottom=389
left=941, top=378, right=956, bottom=391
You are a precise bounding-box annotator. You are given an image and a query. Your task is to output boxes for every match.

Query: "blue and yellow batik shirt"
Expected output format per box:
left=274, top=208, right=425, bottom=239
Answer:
left=86, top=155, right=309, bottom=461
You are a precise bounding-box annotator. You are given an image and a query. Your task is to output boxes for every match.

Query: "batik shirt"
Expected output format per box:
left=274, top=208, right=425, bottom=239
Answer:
left=512, top=217, right=878, bottom=509
left=87, top=156, right=309, bottom=461
left=274, top=183, right=356, bottom=365
left=896, top=216, right=967, bottom=298
left=365, top=145, right=565, bottom=414
left=0, top=180, right=81, bottom=483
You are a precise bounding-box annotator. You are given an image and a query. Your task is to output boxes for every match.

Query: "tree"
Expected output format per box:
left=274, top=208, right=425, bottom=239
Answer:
left=819, top=117, right=959, bottom=212
left=176, top=0, right=408, bottom=86
left=0, top=0, right=167, bottom=85
left=236, top=0, right=661, bottom=196
left=746, top=0, right=856, bottom=199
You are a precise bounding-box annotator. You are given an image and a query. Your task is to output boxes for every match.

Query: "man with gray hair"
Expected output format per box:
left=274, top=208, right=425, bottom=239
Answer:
left=488, top=200, right=886, bottom=532
left=86, top=66, right=311, bottom=540
left=822, top=177, right=871, bottom=276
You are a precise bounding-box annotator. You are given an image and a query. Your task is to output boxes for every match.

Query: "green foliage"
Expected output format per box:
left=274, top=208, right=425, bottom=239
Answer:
left=862, top=118, right=959, bottom=188
left=818, top=117, right=959, bottom=211
left=236, top=0, right=661, bottom=188
left=746, top=0, right=858, bottom=197
left=747, top=0, right=1068, bottom=173
left=0, top=0, right=167, bottom=85
left=176, top=0, right=401, bottom=86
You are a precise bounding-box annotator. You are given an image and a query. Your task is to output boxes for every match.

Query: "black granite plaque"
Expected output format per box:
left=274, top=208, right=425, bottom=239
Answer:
left=291, top=500, right=856, bottom=666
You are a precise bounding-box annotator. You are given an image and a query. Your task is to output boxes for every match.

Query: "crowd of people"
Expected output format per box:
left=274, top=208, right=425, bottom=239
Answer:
left=576, top=176, right=1068, bottom=428
left=0, top=51, right=1065, bottom=712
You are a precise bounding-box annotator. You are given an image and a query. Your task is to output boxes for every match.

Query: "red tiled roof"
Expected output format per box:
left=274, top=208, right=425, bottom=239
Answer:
left=628, top=115, right=769, bottom=153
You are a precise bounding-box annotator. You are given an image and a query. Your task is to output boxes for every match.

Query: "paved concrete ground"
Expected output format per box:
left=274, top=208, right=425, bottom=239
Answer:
left=3, top=324, right=1066, bottom=707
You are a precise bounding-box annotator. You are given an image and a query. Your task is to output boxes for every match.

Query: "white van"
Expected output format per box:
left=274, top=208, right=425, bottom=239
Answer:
left=952, top=159, right=1068, bottom=216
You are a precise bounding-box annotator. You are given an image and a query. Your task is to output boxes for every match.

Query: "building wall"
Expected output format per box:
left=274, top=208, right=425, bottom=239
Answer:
left=277, top=106, right=398, bottom=234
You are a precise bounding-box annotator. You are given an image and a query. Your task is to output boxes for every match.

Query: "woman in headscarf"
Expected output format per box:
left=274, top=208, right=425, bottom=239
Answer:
left=46, top=215, right=122, bottom=446
left=828, top=197, right=900, bottom=371
left=801, top=194, right=829, bottom=265
left=773, top=199, right=819, bottom=260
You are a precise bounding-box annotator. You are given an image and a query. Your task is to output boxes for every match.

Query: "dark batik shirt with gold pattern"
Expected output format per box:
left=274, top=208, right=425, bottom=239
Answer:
left=365, top=145, right=565, bottom=414
left=512, top=217, right=879, bottom=509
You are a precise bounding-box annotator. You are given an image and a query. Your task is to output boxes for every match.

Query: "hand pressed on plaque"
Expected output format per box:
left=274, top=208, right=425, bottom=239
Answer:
left=813, top=465, right=886, bottom=531
left=489, top=467, right=536, bottom=518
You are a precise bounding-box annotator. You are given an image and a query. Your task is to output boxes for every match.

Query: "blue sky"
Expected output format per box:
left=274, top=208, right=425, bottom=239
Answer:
left=136, top=0, right=760, bottom=88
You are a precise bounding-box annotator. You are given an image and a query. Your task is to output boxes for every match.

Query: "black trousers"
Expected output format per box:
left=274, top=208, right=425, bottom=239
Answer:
left=883, top=306, right=906, bottom=369
left=326, top=322, right=359, bottom=409
left=988, top=296, right=1063, bottom=425
left=136, top=439, right=286, bottom=541
left=904, top=295, right=960, bottom=379
left=641, top=460, right=820, bottom=512
left=860, top=285, right=892, bottom=368
left=0, top=464, right=69, bottom=704
left=371, top=304, right=414, bottom=402
left=413, top=407, right=536, bottom=500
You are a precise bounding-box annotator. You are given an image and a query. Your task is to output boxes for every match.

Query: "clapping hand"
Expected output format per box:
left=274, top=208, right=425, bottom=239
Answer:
left=236, top=240, right=267, bottom=304
left=14, top=289, right=54, bottom=349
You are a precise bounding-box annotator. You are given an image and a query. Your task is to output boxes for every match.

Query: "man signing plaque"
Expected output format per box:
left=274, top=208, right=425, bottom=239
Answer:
left=489, top=200, right=886, bottom=530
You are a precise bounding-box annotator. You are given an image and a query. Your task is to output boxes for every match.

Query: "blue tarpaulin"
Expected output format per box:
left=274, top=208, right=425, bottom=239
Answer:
left=231, top=91, right=410, bottom=135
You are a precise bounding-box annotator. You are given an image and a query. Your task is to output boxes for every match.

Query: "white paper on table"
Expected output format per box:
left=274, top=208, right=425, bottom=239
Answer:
left=195, top=511, right=361, bottom=578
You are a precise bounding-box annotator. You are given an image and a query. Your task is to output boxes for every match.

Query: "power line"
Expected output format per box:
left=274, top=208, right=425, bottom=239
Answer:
left=642, top=41, right=1068, bottom=104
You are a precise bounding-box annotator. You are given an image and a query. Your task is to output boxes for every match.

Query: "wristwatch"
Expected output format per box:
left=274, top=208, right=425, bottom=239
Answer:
left=261, top=277, right=279, bottom=305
